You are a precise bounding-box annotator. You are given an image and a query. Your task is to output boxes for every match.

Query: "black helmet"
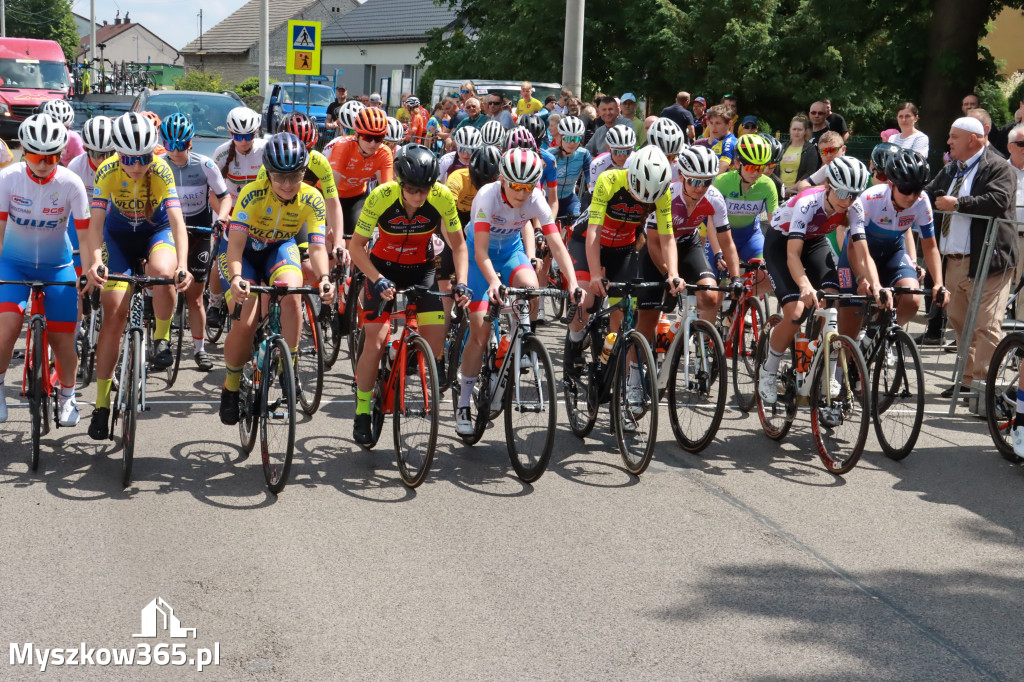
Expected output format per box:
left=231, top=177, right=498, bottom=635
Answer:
left=263, top=132, right=308, bottom=173
left=468, top=145, right=501, bottom=189
left=759, top=132, right=785, bottom=165
left=519, top=114, right=546, bottom=147
left=885, top=149, right=930, bottom=193
left=394, top=143, right=439, bottom=188
left=870, top=142, right=901, bottom=172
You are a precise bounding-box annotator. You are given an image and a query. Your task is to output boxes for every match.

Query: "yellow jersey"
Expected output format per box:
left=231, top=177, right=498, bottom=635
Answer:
left=92, top=155, right=180, bottom=233
left=255, top=149, right=339, bottom=200
left=230, top=178, right=326, bottom=251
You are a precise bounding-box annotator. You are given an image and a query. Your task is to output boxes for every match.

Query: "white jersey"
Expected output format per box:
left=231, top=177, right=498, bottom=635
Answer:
left=0, top=164, right=90, bottom=268
left=808, top=163, right=830, bottom=186
left=847, top=183, right=935, bottom=245
left=160, top=151, right=230, bottom=221
left=469, top=181, right=556, bottom=249
left=213, top=139, right=267, bottom=198
left=439, top=151, right=470, bottom=183
left=67, top=152, right=107, bottom=202
left=647, top=182, right=729, bottom=242
left=588, top=151, right=631, bottom=193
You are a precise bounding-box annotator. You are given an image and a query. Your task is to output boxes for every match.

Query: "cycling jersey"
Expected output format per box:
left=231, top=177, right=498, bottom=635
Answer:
left=587, top=169, right=672, bottom=248
left=713, top=170, right=779, bottom=231
left=407, top=109, right=428, bottom=143
left=807, top=163, right=830, bottom=186
left=327, top=137, right=393, bottom=199
left=555, top=147, right=592, bottom=199
left=67, top=153, right=108, bottom=269
left=846, top=183, right=935, bottom=245
left=469, top=181, right=558, bottom=249
left=0, top=164, right=90, bottom=268
left=587, top=151, right=631, bottom=193
left=256, top=149, right=339, bottom=200
left=60, top=131, right=85, bottom=168
left=446, top=168, right=478, bottom=215
left=229, top=178, right=326, bottom=253
left=355, top=181, right=460, bottom=265
left=213, top=139, right=267, bottom=198
left=439, top=151, right=470, bottom=182
left=160, top=151, right=230, bottom=225
left=708, top=133, right=738, bottom=167
left=92, top=155, right=181, bottom=234
left=648, top=182, right=729, bottom=243
left=770, top=187, right=844, bottom=241
left=538, top=148, right=558, bottom=191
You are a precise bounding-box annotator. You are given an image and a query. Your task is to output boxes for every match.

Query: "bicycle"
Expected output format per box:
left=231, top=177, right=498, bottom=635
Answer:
left=201, top=222, right=231, bottom=345
left=355, top=285, right=447, bottom=488
left=562, top=280, right=662, bottom=475
left=320, top=248, right=348, bottom=370
left=533, top=228, right=567, bottom=324
left=295, top=289, right=325, bottom=415
left=233, top=282, right=322, bottom=494
left=985, top=331, right=1024, bottom=463
left=0, top=278, right=79, bottom=471
left=715, top=260, right=767, bottom=412
left=76, top=285, right=102, bottom=389
left=457, top=286, right=567, bottom=482
left=754, top=291, right=871, bottom=475
left=441, top=298, right=469, bottom=394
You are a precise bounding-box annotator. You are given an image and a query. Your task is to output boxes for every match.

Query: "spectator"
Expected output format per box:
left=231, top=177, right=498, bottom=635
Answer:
left=516, top=81, right=544, bottom=117
left=358, top=94, right=370, bottom=106
left=1007, top=124, right=1024, bottom=316
left=886, top=101, right=929, bottom=157
left=961, top=92, right=979, bottom=115
left=808, top=101, right=831, bottom=145
left=822, top=98, right=850, bottom=142
left=554, top=88, right=573, bottom=115
left=739, top=115, right=760, bottom=135
left=777, top=114, right=819, bottom=194
left=620, top=93, right=646, bottom=146
left=992, top=96, right=1024, bottom=156
left=692, top=96, right=707, bottom=138
left=325, top=86, right=348, bottom=129
left=547, top=113, right=563, bottom=149
left=580, top=103, right=598, bottom=146
left=539, top=95, right=558, bottom=124
left=925, top=116, right=1018, bottom=394
left=586, top=95, right=633, bottom=155
left=426, top=102, right=450, bottom=153
left=459, top=81, right=478, bottom=107
left=483, top=92, right=514, bottom=129
left=368, top=93, right=383, bottom=109
left=643, top=115, right=658, bottom=144
left=967, top=107, right=1006, bottom=159
left=659, top=91, right=696, bottom=142
left=395, top=93, right=413, bottom=124
left=452, top=97, right=488, bottom=132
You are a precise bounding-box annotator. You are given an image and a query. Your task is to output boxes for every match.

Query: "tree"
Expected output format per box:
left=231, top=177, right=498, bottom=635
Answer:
left=173, top=69, right=226, bottom=93
left=6, top=0, right=80, bottom=61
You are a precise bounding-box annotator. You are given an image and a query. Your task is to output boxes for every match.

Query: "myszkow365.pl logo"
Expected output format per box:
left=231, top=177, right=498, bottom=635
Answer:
left=9, top=597, right=221, bottom=673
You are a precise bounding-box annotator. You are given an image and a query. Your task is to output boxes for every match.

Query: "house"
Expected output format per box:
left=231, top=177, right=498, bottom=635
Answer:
left=77, top=13, right=183, bottom=86
left=72, top=12, right=101, bottom=44
left=983, top=8, right=1024, bottom=76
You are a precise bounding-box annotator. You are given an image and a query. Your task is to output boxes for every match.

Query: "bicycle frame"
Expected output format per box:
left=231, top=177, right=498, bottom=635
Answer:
left=378, top=293, right=428, bottom=417
left=21, top=286, right=60, bottom=400
left=658, top=284, right=731, bottom=395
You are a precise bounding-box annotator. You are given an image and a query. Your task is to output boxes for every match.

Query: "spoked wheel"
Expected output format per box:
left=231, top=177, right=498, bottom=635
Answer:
left=563, top=332, right=598, bottom=438
left=986, top=333, right=1024, bottom=462
left=541, top=271, right=565, bottom=324
left=505, top=334, right=556, bottom=483
left=668, top=320, right=727, bottom=453
left=120, top=329, right=143, bottom=487
left=296, top=294, right=324, bottom=416
left=755, top=315, right=797, bottom=440
left=167, top=295, right=186, bottom=386
left=322, top=300, right=343, bottom=370
left=345, top=273, right=365, bottom=377
left=444, top=313, right=469, bottom=397
left=77, top=306, right=100, bottom=389
left=28, top=321, right=44, bottom=471
left=205, top=294, right=227, bottom=344
left=260, top=338, right=296, bottom=494
left=811, top=334, right=870, bottom=475
left=610, top=329, right=658, bottom=475
left=460, top=363, right=493, bottom=445
left=238, top=356, right=259, bottom=455
left=871, top=327, right=924, bottom=460
left=731, top=296, right=765, bottom=412
left=393, top=335, right=439, bottom=488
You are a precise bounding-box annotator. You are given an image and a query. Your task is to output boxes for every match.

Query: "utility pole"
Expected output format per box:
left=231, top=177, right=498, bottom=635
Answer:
left=2, top=0, right=6, bottom=37
left=259, top=0, right=269, bottom=97
left=561, top=0, right=584, bottom=98
left=90, top=0, right=97, bottom=83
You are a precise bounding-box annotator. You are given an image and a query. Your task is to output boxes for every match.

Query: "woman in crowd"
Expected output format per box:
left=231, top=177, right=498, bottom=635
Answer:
left=886, top=101, right=929, bottom=157
left=776, top=114, right=819, bottom=196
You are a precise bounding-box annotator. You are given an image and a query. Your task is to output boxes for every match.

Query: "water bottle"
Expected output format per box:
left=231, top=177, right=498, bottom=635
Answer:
left=388, top=338, right=399, bottom=366
left=795, top=334, right=811, bottom=373
left=655, top=313, right=670, bottom=353
left=667, top=318, right=682, bottom=346
left=342, top=275, right=351, bottom=305
left=600, top=332, right=617, bottom=364
left=256, top=341, right=266, bottom=370
left=495, top=334, right=511, bottom=367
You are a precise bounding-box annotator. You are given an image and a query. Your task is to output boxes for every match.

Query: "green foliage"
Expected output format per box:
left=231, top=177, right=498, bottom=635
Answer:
left=976, top=80, right=1011, bottom=126
left=6, top=0, right=80, bottom=62
left=1010, top=75, right=1024, bottom=108
left=173, top=70, right=226, bottom=93
left=235, top=76, right=275, bottom=99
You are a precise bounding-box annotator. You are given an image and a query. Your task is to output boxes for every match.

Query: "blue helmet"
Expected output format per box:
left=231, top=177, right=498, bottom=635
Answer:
left=263, top=132, right=308, bottom=173
left=160, top=113, right=194, bottom=149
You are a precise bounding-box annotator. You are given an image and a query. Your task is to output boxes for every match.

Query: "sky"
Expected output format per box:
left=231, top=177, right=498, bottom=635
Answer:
left=71, top=0, right=238, bottom=51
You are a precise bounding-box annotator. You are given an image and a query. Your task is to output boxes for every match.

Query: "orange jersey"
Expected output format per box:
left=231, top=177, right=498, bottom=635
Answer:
left=327, top=137, right=394, bottom=198
left=407, top=109, right=428, bottom=143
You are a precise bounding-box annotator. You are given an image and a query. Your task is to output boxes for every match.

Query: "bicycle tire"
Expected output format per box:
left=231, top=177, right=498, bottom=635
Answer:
left=985, top=332, right=1024, bottom=462
left=668, top=319, right=727, bottom=453
left=505, top=334, right=556, bottom=482
left=731, top=296, right=765, bottom=412
left=121, top=329, right=142, bottom=487
left=811, top=334, right=870, bottom=475
left=611, top=329, right=658, bottom=475
left=563, top=332, right=598, bottom=438
left=393, top=335, right=439, bottom=487
left=167, top=295, right=185, bottom=386
left=205, top=296, right=226, bottom=343
left=77, top=309, right=94, bottom=389
left=260, top=338, right=296, bottom=494
left=459, top=361, right=493, bottom=445
left=345, top=272, right=365, bottom=377
left=755, top=314, right=797, bottom=441
left=296, top=294, right=324, bottom=415
left=238, top=355, right=259, bottom=454
left=871, top=327, right=924, bottom=460
left=28, top=320, right=44, bottom=471
left=542, top=271, right=565, bottom=323
left=323, top=300, right=343, bottom=370
left=444, top=314, right=469, bottom=397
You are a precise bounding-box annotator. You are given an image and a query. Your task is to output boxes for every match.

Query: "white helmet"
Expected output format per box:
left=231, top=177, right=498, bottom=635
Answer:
left=480, top=119, right=506, bottom=147
left=453, top=125, right=482, bottom=152
left=81, top=116, right=115, bottom=152
left=226, top=106, right=261, bottom=135
left=826, top=156, right=871, bottom=196
left=499, top=148, right=543, bottom=185
left=605, top=124, right=636, bottom=150
left=677, top=145, right=720, bottom=179
left=18, top=113, right=68, bottom=155
left=384, top=117, right=404, bottom=143
left=646, top=118, right=685, bottom=156
left=111, top=112, right=159, bottom=155
left=557, top=115, right=586, bottom=138
left=626, top=146, right=672, bottom=203
left=41, top=98, right=75, bottom=127
left=338, top=100, right=365, bottom=130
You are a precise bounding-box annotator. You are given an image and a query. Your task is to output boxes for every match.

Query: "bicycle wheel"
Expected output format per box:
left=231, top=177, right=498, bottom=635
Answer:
left=542, top=275, right=565, bottom=324
left=260, top=338, right=296, bottom=494
left=206, top=296, right=226, bottom=343
left=76, top=310, right=94, bottom=389
left=563, top=332, right=598, bottom=438
left=610, top=329, right=658, bottom=475
left=322, top=300, right=343, bottom=370
left=444, top=313, right=469, bottom=397
left=505, top=334, right=556, bottom=482
left=986, top=333, right=1024, bottom=462
left=345, top=272, right=365, bottom=377
left=871, top=327, right=924, bottom=460
left=296, top=294, right=324, bottom=415
left=28, top=320, right=44, bottom=471
left=811, top=334, right=870, bottom=475
left=731, top=296, right=765, bottom=412
left=393, top=335, right=439, bottom=487
left=668, top=319, right=727, bottom=453
left=167, top=295, right=185, bottom=386
left=121, top=329, right=143, bottom=487
left=460, top=361, right=493, bottom=445
left=238, top=355, right=259, bottom=454
left=755, top=315, right=797, bottom=440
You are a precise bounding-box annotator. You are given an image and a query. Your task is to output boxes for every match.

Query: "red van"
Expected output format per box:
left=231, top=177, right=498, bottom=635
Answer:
left=0, top=38, right=70, bottom=139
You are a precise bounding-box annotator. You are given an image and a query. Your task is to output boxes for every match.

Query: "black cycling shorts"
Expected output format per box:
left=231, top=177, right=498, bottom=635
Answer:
left=636, top=236, right=715, bottom=310
left=362, top=254, right=443, bottom=325
left=764, top=228, right=838, bottom=306
left=186, top=227, right=214, bottom=283
left=341, top=193, right=368, bottom=240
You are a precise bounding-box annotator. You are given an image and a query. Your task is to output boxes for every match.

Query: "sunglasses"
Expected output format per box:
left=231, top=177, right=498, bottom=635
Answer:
left=25, top=152, right=60, bottom=164
left=741, top=123, right=759, bottom=129
left=1010, top=141, right=1024, bottom=148
left=86, top=149, right=109, bottom=159
left=270, top=170, right=305, bottom=186
left=456, top=144, right=480, bottom=154
left=894, top=183, right=923, bottom=196
left=809, top=111, right=827, bottom=116
left=820, top=146, right=842, bottom=155
left=742, top=164, right=766, bottom=174
left=232, top=133, right=255, bottom=142
left=507, top=181, right=535, bottom=193
left=360, top=134, right=385, bottom=144
left=686, top=177, right=714, bottom=188
left=460, top=89, right=471, bottom=94
left=401, top=183, right=431, bottom=196
left=611, top=148, right=632, bottom=156
left=119, top=153, right=153, bottom=166
left=831, top=186, right=860, bottom=200
left=165, top=140, right=191, bottom=152
left=562, top=135, right=582, bottom=144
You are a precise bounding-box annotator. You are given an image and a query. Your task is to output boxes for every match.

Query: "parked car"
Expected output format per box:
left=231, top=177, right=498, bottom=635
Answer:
left=68, top=93, right=135, bottom=132
left=0, top=37, right=71, bottom=139
left=132, top=89, right=244, bottom=158
left=261, top=82, right=335, bottom=134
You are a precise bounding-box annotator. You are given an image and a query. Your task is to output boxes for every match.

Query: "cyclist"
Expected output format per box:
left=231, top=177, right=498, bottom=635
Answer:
left=517, top=115, right=560, bottom=216
left=553, top=116, right=592, bottom=224
left=404, top=96, right=428, bottom=144
left=759, top=132, right=786, bottom=198
left=68, top=116, right=115, bottom=278
left=83, top=112, right=194, bottom=439
left=757, top=156, right=872, bottom=404
left=217, top=133, right=335, bottom=426
left=869, top=141, right=901, bottom=185
left=480, top=119, right=507, bottom=149
left=0, top=114, right=91, bottom=426
left=159, top=113, right=233, bottom=372
left=646, top=117, right=687, bottom=182
left=41, top=98, right=85, bottom=167
left=587, top=124, right=636, bottom=194
left=384, top=117, right=405, bottom=151
left=349, top=144, right=470, bottom=444
left=440, top=126, right=482, bottom=182
left=327, top=106, right=394, bottom=246
left=455, top=148, right=585, bottom=436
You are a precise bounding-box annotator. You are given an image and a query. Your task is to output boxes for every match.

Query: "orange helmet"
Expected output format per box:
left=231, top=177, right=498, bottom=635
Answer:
left=140, top=110, right=161, bottom=127
left=353, top=107, right=388, bottom=136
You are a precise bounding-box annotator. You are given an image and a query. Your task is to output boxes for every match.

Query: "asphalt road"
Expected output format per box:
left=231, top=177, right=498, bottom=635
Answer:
left=1, top=313, right=1022, bottom=681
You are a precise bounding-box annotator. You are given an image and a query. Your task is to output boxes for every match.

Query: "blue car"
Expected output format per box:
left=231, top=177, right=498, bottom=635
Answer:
left=261, top=82, right=336, bottom=134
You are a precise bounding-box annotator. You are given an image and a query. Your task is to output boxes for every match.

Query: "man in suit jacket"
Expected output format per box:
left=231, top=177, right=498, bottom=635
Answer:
left=925, top=116, right=1019, bottom=394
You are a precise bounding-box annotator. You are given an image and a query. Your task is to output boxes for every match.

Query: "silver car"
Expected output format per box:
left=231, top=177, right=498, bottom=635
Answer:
left=132, top=89, right=244, bottom=159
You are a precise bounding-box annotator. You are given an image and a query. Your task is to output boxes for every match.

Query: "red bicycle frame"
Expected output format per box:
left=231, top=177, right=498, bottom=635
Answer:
left=21, top=286, right=60, bottom=399
left=723, top=258, right=765, bottom=361
left=379, top=301, right=430, bottom=416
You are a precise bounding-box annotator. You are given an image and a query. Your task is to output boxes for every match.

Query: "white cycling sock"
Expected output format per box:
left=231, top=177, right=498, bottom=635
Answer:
left=568, top=327, right=586, bottom=343
left=627, top=361, right=641, bottom=387
left=458, top=375, right=477, bottom=409
left=764, top=346, right=785, bottom=373
left=194, top=338, right=205, bottom=354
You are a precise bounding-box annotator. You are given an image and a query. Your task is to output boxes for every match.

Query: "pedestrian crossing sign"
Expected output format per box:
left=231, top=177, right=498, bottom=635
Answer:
left=286, top=20, right=321, bottom=75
